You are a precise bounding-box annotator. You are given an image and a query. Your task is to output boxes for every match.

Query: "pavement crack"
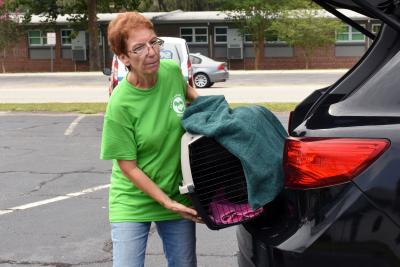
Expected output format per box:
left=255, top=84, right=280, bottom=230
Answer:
left=23, top=169, right=110, bottom=195
left=17, top=122, right=64, bottom=131
left=0, top=169, right=111, bottom=195
left=0, top=170, right=110, bottom=175
left=27, top=173, right=64, bottom=194
left=0, top=258, right=112, bottom=266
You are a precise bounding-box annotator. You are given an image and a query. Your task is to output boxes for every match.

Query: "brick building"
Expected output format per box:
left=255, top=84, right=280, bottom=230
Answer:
left=1, top=10, right=380, bottom=72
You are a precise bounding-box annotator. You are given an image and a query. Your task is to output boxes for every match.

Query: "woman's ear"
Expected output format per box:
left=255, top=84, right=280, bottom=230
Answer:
left=118, top=53, right=130, bottom=68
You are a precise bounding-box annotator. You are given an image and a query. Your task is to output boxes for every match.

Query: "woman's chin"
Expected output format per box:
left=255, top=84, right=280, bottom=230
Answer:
left=145, top=62, right=159, bottom=73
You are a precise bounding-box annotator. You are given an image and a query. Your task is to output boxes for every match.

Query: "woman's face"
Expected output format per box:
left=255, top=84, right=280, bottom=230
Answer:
left=119, top=28, right=160, bottom=76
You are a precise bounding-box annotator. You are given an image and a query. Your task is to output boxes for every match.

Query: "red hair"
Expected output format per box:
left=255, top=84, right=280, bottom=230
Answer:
left=107, top=12, right=154, bottom=56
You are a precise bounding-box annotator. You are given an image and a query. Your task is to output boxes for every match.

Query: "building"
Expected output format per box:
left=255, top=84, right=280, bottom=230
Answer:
left=1, top=10, right=381, bottom=72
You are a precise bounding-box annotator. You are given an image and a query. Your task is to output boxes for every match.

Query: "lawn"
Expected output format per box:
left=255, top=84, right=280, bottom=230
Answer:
left=0, top=102, right=297, bottom=114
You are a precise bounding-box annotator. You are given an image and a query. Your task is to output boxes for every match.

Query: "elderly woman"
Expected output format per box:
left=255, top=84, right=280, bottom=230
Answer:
left=100, top=12, right=199, bottom=267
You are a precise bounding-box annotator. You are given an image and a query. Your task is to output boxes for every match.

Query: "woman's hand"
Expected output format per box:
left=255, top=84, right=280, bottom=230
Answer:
left=186, top=84, right=199, bottom=100
left=165, top=200, right=203, bottom=223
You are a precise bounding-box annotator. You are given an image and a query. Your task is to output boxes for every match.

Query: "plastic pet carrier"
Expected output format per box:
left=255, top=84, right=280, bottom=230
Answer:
left=180, top=133, right=264, bottom=230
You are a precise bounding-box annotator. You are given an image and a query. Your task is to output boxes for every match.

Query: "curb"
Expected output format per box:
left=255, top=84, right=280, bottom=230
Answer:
left=0, top=69, right=349, bottom=77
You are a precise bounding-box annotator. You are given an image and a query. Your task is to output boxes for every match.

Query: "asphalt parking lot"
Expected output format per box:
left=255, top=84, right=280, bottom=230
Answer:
left=0, top=112, right=289, bottom=267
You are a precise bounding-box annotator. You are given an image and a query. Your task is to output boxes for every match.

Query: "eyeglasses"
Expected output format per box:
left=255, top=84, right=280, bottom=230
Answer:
left=127, top=37, right=164, bottom=56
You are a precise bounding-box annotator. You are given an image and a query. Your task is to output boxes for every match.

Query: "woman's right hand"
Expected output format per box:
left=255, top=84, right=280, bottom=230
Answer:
left=165, top=200, right=203, bottom=223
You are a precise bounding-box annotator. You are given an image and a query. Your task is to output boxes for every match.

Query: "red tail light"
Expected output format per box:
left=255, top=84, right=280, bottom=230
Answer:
left=109, top=58, right=119, bottom=96
left=287, top=111, right=294, bottom=135
left=187, top=58, right=193, bottom=87
left=284, top=137, right=390, bottom=189
left=217, top=63, right=225, bottom=71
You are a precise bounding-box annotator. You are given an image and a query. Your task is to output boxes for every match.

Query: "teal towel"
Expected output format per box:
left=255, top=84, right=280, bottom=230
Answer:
left=182, top=95, right=288, bottom=209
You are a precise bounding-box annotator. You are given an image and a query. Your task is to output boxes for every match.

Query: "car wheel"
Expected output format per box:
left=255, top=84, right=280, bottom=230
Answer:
left=206, top=82, right=215, bottom=88
left=194, top=73, right=210, bottom=88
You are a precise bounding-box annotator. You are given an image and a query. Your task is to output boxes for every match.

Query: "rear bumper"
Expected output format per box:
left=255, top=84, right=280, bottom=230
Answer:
left=237, top=184, right=400, bottom=266
left=210, top=71, right=229, bottom=83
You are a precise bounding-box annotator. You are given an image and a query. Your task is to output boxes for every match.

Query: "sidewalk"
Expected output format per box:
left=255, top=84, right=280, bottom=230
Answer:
left=0, top=70, right=343, bottom=103
left=0, top=68, right=348, bottom=77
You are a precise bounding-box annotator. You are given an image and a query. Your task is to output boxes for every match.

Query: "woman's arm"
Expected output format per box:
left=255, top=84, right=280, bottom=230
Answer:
left=118, top=160, right=202, bottom=222
left=186, top=83, right=199, bottom=100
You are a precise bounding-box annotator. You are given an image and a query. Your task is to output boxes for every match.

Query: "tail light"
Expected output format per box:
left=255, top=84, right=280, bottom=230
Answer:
left=284, top=137, right=390, bottom=189
left=108, top=58, right=119, bottom=96
left=187, top=58, right=193, bottom=87
left=287, top=111, right=294, bottom=135
left=217, top=63, right=226, bottom=71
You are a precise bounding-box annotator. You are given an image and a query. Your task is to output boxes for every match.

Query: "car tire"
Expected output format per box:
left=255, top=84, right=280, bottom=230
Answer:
left=207, top=82, right=214, bottom=88
left=194, top=73, right=210, bottom=88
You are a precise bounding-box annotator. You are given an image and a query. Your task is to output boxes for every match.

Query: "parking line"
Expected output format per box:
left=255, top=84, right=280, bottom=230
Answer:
left=0, top=184, right=110, bottom=216
left=64, top=115, right=86, bottom=136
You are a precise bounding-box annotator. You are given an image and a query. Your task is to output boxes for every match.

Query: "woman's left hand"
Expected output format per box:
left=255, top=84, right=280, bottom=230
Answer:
left=165, top=200, right=203, bottom=223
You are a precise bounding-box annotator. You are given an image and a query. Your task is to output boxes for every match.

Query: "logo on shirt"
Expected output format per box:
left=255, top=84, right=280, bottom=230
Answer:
left=171, top=94, right=185, bottom=117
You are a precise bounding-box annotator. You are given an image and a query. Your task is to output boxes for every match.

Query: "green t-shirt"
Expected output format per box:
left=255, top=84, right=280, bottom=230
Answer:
left=100, top=59, right=191, bottom=222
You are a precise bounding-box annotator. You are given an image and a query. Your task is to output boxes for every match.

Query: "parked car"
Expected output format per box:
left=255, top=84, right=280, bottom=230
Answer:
left=103, top=37, right=192, bottom=95
left=237, top=0, right=400, bottom=266
left=189, top=53, right=229, bottom=88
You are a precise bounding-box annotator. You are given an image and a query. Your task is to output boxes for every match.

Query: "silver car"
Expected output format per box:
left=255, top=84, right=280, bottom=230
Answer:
left=190, top=53, right=229, bottom=88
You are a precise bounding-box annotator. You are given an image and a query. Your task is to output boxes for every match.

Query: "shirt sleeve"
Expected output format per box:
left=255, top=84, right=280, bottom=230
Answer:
left=100, top=117, right=137, bottom=160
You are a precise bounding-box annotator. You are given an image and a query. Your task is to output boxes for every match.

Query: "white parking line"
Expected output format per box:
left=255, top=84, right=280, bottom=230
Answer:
left=0, top=184, right=110, bottom=216
left=64, top=115, right=86, bottom=136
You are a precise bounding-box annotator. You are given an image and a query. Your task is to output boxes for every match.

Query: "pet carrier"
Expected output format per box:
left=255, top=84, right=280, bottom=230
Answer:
left=180, top=133, right=264, bottom=230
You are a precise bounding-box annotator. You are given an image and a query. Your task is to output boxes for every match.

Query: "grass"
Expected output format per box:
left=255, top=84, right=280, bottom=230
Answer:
left=0, top=103, right=108, bottom=114
left=0, top=102, right=297, bottom=114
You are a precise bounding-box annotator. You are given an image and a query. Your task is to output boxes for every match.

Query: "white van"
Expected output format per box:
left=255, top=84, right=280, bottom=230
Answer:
left=104, top=37, right=193, bottom=95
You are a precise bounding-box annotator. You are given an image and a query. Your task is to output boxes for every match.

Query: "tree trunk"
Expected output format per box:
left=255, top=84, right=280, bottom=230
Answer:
left=2, top=48, right=5, bottom=73
left=176, top=0, right=183, bottom=10
left=303, top=48, right=311, bottom=70
left=254, top=32, right=265, bottom=70
left=158, top=0, right=167, bottom=11
left=152, top=0, right=160, bottom=10
left=87, top=0, right=100, bottom=71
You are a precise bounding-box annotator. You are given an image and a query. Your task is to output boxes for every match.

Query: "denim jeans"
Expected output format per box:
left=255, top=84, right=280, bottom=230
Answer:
left=111, top=219, right=197, bottom=267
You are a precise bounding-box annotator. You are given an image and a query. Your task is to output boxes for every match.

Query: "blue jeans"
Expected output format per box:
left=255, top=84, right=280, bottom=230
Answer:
left=111, top=219, right=197, bottom=267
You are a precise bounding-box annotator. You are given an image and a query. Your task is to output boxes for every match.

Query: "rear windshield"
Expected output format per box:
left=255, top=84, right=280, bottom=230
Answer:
left=160, top=43, right=183, bottom=65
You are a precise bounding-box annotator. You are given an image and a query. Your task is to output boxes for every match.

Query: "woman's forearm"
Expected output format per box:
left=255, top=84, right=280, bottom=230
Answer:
left=118, top=160, right=171, bottom=207
left=186, top=84, right=199, bottom=100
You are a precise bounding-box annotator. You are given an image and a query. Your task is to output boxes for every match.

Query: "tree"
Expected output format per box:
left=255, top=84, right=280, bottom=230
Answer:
left=8, top=0, right=141, bottom=71
left=270, top=5, right=342, bottom=69
left=221, top=0, right=297, bottom=70
left=138, top=0, right=223, bottom=12
left=0, top=0, right=23, bottom=73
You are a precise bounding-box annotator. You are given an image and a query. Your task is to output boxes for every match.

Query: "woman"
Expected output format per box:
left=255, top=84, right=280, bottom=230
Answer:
left=100, top=12, right=200, bottom=267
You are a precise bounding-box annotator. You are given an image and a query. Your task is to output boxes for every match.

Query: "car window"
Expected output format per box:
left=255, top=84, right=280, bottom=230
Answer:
left=190, top=55, right=202, bottom=64
left=162, top=43, right=182, bottom=65
left=160, top=49, right=173, bottom=59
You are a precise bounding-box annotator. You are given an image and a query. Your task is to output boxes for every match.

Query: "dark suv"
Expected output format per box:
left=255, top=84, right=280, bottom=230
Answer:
left=237, top=0, right=400, bottom=266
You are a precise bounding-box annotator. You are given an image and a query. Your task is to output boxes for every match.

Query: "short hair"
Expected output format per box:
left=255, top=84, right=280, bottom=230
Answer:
left=107, top=12, right=154, bottom=56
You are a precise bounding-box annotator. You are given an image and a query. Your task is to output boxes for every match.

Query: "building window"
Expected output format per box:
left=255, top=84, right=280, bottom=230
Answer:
left=244, top=31, right=282, bottom=44
left=180, top=27, right=208, bottom=44
left=28, top=30, right=49, bottom=46
left=244, top=33, right=253, bottom=43
left=61, top=29, right=72, bottom=46
left=265, top=30, right=280, bottom=43
left=372, top=24, right=381, bottom=34
left=214, top=27, right=227, bottom=44
left=336, top=25, right=365, bottom=42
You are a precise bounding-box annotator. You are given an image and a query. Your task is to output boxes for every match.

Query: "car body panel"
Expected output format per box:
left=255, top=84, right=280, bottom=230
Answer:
left=237, top=1, right=400, bottom=266
left=189, top=53, right=229, bottom=87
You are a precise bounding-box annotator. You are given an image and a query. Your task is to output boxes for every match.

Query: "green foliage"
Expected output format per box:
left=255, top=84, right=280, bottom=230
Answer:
left=0, top=0, right=23, bottom=72
left=270, top=6, right=342, bottom=68
left=137, top=0, right=223, bottom=12
left=7, top=0, right=141, bottom=70
left=220, top=0, right=298, bottom=69
left=0, top=102, right=297, bottom=113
